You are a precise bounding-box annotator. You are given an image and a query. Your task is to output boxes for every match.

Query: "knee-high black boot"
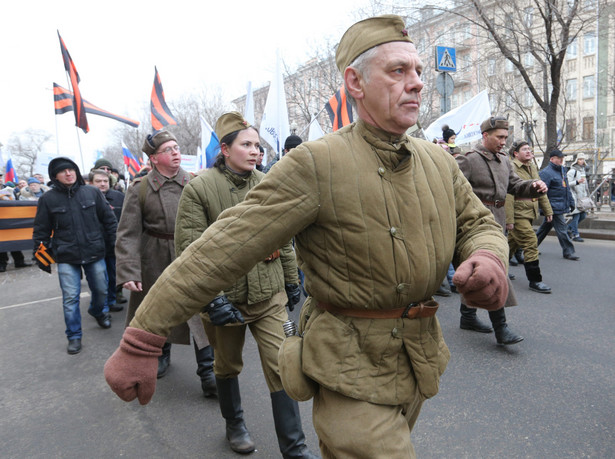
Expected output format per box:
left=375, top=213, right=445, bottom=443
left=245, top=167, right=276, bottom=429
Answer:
left=194, top=342, right=216, bottom=397
left=216, top=377, right=255, bottom=454
left=524, top=260, right=551, bottom=293
left=157, top=342, right=171, bottom=378
left=270, top=390, right=320, bottom=458
left=460, top=303, right=493, bottom=333
left=488, top=308, right=523, bottom=345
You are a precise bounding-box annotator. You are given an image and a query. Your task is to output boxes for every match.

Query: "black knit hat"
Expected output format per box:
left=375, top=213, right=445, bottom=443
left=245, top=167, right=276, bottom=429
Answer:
left=49, top=158, right=78, bottom=178
left=441, top=125, right=455, bottom=143
left=284, top=135, right=303, bottom=151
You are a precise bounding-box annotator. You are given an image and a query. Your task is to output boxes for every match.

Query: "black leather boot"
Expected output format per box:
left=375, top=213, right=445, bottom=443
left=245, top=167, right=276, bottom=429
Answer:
left=524, top=260, right=551, bottom=293
left=270, top=390, right=320, bottom=459
left=513, top=249, right=525, bottom=264
left=216, top=377, right=255, bottom=454
left=194, top=341, right=216, bottom=397
left=489, top=308, right=523, bottom=345
left=157, top=342, right=171, bottom=378
left=460, top=303, right=493, bottom=333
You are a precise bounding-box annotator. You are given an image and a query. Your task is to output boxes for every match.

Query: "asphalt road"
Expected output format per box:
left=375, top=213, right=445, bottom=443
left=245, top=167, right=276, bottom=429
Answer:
left=1, top=237, right=614, bottom=458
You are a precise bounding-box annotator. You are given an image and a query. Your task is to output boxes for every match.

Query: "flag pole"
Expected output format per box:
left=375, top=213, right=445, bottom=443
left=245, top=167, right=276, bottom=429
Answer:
left=298, top=105, right=328, bottom=137
left=63, top=72, right=85, bottom=172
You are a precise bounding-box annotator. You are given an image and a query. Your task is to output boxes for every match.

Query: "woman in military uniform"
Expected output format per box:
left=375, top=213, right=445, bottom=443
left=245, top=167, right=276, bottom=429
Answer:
left=174, top=112, right=317, bottom=459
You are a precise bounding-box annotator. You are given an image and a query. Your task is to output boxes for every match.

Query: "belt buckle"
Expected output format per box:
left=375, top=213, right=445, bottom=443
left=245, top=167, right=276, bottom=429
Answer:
left=402, top=302, right=419, bottom=319
left=495, top=200, right=504, bottom=208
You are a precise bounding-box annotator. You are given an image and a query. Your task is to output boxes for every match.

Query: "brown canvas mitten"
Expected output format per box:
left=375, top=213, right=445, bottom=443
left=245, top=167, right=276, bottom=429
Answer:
left=453, top=250, right=508, bottom=310
left=104, top=327, right=167, bottom=405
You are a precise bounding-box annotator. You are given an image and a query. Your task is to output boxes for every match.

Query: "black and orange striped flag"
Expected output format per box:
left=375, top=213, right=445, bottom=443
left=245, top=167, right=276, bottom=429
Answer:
left=325, top=85, right=353, bottom=131
left=53, top=83, right=140, bottom=128
left=150, top=67, right=177, bottom=132
left=57, top=31, right=89, bottom=133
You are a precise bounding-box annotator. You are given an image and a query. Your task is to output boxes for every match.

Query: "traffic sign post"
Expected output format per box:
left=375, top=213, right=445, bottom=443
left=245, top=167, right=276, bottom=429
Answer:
left=435, top=46, right=457, bottom=72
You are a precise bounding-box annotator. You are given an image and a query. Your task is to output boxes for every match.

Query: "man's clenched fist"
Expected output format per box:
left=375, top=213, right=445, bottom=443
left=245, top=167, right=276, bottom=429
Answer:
left=453, top=250, right=508, bottom=310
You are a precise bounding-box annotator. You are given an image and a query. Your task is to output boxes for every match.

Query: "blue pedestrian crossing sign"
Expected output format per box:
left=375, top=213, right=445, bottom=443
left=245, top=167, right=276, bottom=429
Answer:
left=435, top=46, right=457, bottom=72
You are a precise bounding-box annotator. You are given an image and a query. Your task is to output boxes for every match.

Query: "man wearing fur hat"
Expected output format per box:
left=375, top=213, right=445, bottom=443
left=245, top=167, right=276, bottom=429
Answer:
left=505, top=141, right=553, bottom=293
left=106, top=16, right=511, bottom=457
left=113, top=130, right=216, bottom=395
left=456, top=117, right=547, bottom=345
left=33, top=157, right=117, bottom=354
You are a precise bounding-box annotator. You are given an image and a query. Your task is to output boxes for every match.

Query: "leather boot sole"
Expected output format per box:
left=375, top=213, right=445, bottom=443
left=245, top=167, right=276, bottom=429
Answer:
left=460, top=321, right=493, bottom=333
left=497, top=335, right=524, bottom=345
left=529, top=286, right=552, bottom=294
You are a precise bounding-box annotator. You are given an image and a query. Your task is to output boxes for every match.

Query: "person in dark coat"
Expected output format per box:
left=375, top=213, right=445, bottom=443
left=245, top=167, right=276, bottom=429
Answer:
left=33, top=157, right=117, bottom=354
left=536, top=149, right=579, bottom=260
left=90, top=169, right=126, bottom=312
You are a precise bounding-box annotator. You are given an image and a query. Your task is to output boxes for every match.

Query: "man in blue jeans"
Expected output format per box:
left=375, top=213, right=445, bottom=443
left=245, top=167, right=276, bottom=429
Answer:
left=536, top=149, right=578, bottom=260
left=33, top=157, right=117, bottom=354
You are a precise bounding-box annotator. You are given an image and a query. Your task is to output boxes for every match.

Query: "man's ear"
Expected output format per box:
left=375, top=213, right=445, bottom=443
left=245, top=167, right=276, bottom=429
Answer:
left=344, top=67, right=363, bottom=100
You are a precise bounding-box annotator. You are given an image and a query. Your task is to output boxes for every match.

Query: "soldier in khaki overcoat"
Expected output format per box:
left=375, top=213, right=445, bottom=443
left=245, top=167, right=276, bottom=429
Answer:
left=114, top=130, right=215, bottom=395
left=456, top=118, right=548, bottom=345
left=505, top=141, right=553, bottom=293
left=106, top=16, right=512, bottom=458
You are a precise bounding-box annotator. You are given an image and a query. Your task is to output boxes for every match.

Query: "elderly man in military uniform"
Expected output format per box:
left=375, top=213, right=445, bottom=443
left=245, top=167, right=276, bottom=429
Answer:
left=114, top=131, right=216, bottom=396
left=456, top=118, right=547, bottom=345
left=505, top=141, right=553, bottom=294
left=106, top=16, right=511, bottom=458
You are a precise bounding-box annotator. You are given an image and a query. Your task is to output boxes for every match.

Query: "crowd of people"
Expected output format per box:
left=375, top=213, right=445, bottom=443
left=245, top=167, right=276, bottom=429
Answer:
left=0, top=13, right=599, bottom=458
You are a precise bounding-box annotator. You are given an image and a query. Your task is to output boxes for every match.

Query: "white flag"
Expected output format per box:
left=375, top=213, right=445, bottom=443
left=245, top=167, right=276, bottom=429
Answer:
left=423, top=90, right=491, bottom=146
left=244, top=81, right=255, bottom=125
left=308, top=116, right=325, bottom=141
left=260, top=50, right=290, bottom=156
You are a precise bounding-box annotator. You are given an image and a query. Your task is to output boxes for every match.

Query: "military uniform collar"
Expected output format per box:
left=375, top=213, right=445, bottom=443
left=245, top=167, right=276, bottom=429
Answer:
left=220, top=164, right=254, bottom=188
left=359, top=119, right=412, bottom=153
left=147, top=166, right=191, bottom=191
left=512, top=158, right=532, bottom=169
left=474, top=144, right=504, bottom=162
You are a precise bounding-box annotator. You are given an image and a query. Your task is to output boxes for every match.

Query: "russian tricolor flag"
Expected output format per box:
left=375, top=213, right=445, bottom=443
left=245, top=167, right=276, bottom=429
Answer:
left=5, top=158, right=17, bottom=183
left=200, top=115, right=219, bottom=169
left=122, top=142, right=142, bottom=179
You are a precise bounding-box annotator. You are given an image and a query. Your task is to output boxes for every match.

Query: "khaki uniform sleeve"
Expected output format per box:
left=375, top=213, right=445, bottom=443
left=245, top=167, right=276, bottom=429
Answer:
left=131, top=148, right=320, bottom=336
left=505, top=194, right=515, bottom=225
left=279, top=242, right=299, bottom=284
left=115, top=181, right=144, bottom=285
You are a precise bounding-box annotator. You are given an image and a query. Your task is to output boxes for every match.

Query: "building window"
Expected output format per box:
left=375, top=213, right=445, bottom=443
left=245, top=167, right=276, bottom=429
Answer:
left=524, top=53, right=534, bottom=67
left=566, top=38, right=578, bottom=58
left=488, top=58, right=496, bottom=76
left=566, top=79, right=577, bottom=101
left=524, top=7, right=534, bottom=27
left=565, top=119, right=576, bottom=141
left=524, top=88, right=533, bottom=107
left=583, top=32, right=596, bottom=55
left=583, top=75, right=595, bottom=98
left=582, top=116, right=594, bottom=141
left=505, top=59, right=514, bottom=72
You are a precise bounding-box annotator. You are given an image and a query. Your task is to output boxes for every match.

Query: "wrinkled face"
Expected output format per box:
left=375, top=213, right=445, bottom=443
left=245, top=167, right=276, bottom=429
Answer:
left=92, top=174, right=110, bottom=193
left=515, top=144, right=534, bottom=163
left=29, top=182, right=41, bottom=193
left=222, top=129, right=260, bottom=173
left=56, top=168, right=77, bottom=186
left=151, top=140, right=181, bottom=171
left=482, top=129, right=508, bottom=153
left=352, top=41, right=424, bottom=135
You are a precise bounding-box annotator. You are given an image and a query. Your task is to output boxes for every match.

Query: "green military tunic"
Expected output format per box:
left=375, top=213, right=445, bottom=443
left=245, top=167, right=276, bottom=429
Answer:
left=131, top=119, right=508, bottom=404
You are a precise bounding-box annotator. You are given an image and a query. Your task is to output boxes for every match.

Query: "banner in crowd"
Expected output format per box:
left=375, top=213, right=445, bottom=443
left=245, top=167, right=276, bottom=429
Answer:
left=325, top=85, right=353, bottom=131
left=122, top=142, right=142, bottom=179
left=57, top=31, right=89, bottom=133
left=150, top=67, right=178, bottom=132
left=260, top=50, right=290, bottom=156
left=0, top=201, right=37, bottom=252
left=423, top=90, right=491, bottom=145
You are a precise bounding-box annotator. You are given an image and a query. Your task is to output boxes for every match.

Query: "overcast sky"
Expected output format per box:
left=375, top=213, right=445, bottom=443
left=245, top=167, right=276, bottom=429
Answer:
left=0, top=0, right=372, bottom=165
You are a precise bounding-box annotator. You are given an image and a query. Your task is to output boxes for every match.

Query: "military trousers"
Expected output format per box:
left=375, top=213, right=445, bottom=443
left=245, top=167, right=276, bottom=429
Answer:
left=508, top=217, right=539, bottom=263
left=204, top=291, right=288, bottom=392
left=313, top=385, right=423, bottom=459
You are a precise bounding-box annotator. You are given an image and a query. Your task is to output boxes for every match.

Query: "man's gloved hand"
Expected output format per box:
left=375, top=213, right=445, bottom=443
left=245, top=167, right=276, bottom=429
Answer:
left=204, top=295, right=245, bottom=326
left=35, top=259, right=52, bottom=274
left=284, top=283, right=301, bottom=311
left=452, top=250, right=508, bottom=310
left=104, top=327, right=167, bottom=405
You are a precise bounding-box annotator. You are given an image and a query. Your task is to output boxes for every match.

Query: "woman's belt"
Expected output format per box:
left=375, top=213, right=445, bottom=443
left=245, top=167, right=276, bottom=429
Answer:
left=317, top=300, right=438, bottom=320
left=145, top=228, right=174, bottom=240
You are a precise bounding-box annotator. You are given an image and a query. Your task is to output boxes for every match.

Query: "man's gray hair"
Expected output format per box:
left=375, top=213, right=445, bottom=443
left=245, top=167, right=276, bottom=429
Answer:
left=345, top=46, right=380, bottom=108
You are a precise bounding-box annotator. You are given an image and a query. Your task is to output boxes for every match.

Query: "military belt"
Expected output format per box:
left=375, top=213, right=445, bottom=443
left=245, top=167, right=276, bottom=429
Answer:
left=515, top=197, right=538, bottom=202
left=481, top=199, right=505, bottom=208
left=317, top=300, right=438, bottom=320
left=145, top=228, right=174, bottom=240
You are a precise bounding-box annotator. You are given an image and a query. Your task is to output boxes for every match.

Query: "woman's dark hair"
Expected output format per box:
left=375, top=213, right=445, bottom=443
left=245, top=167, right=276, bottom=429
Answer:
left=213, top=126, right=259, bottom=169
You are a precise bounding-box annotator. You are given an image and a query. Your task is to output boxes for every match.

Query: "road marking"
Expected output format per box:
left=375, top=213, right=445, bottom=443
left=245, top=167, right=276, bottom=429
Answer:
left=0, top=292, right=91, bottom=311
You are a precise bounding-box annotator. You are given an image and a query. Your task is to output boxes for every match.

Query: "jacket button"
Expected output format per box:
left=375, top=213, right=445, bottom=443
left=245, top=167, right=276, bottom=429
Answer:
left=378, top=167, right=386, bottom=176
left=390, top=227, right=397, bottom=236
left=391, top=328, right=399, bottom=338
left=396, top=284, right=405, bottom=293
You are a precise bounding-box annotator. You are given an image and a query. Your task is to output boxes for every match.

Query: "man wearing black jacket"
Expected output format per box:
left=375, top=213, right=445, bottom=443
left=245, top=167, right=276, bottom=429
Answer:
left=33, top=157, right=117, bottom=355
